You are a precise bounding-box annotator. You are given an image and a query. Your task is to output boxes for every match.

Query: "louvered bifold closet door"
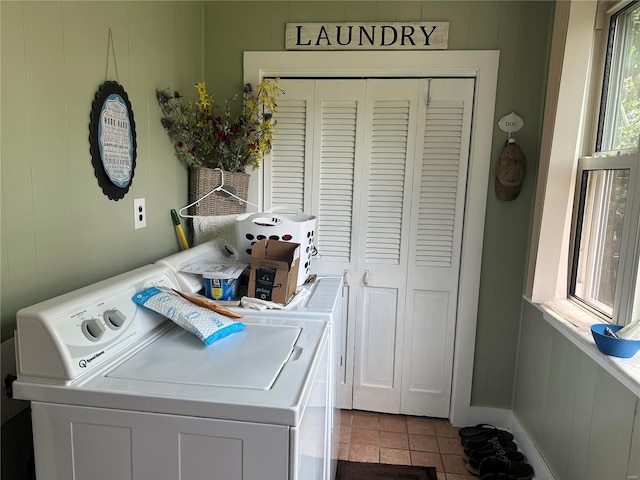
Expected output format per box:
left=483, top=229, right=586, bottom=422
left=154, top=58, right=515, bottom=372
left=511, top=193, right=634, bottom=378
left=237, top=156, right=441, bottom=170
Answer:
left=400, top=78, right=475, bottom=417
left=352, top=79, right=422, bottom=413
left=312, top=80, right=367, bottom=410
left=268, top=78, right=474, bottom=417
left=269, top=79, right=366, bottom=409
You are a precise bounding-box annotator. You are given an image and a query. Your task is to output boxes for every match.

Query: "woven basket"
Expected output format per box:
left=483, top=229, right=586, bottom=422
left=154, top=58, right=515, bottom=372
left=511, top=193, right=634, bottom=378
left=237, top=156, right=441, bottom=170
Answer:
left=189, top=167, right=250, bottom=216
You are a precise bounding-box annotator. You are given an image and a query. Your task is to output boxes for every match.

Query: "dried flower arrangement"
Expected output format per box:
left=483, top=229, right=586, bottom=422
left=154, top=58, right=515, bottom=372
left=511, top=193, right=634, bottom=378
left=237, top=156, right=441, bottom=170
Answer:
left=156, top=79, right=281, bottom=173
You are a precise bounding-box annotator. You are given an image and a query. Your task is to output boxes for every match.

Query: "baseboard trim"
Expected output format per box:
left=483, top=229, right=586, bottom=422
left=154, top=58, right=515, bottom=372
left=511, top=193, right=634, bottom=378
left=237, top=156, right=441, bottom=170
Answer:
left=468, top=407, right=555, bottom=480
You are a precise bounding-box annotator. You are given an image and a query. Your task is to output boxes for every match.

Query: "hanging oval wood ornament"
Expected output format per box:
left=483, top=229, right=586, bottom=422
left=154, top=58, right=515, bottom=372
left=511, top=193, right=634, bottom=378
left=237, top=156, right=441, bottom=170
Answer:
left=497, top=111, right=524, bottom=134
left=89, top=81, right=137, bottom=200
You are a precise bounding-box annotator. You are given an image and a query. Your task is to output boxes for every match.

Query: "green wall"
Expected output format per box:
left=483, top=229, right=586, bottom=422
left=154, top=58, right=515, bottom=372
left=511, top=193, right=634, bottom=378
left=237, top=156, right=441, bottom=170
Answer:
left=202, top=1, right=555, bottom=408
left=1, top=1, right=204, bottom=340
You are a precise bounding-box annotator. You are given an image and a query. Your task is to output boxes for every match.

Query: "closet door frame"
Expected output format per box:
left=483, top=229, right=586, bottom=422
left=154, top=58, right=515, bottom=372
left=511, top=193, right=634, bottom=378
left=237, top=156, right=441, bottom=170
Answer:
left=244, top=50, right=499, bottom=427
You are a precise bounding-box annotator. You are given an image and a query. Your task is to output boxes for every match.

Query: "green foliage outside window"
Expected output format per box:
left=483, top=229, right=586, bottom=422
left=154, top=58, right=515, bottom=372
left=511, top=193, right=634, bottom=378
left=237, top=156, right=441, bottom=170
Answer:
left=615, top=5, right=640, bottom=150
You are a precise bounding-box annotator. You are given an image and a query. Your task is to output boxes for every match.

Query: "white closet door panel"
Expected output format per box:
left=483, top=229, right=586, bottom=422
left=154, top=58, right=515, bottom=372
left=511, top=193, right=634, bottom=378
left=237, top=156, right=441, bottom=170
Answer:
left=268, top=81, right=315, bottom=212
left=317, top=100, right=358, bottom=262
left=365, top=98, right=412, bottom=265
left=352, top=79, right=421, bottom=413
left=401, top=289, right=449, bottom=417
left=352, top=286, right=401, bottom=412
left=401, top=78, right=475, bottom=417
left=417, top=100, right=467, bottom=269
left=359, top=287, right=399, bottom=387
left=312, top=80, right=366, bottom=270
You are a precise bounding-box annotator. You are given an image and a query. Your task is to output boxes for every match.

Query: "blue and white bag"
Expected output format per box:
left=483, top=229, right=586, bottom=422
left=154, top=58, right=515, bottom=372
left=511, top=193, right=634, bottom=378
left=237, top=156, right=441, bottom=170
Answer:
left=132, top=286, right=245, bottom=345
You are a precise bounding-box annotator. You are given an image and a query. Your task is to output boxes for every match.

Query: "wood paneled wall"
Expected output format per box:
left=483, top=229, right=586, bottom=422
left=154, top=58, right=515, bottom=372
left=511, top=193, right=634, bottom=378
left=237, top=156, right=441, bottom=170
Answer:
left=516, top=301, right=640, bottom=480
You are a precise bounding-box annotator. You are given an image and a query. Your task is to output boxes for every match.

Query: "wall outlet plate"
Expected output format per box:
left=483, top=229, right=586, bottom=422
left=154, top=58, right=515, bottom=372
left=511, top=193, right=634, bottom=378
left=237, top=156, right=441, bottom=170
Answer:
left=134, top=198, right=146, bottom=229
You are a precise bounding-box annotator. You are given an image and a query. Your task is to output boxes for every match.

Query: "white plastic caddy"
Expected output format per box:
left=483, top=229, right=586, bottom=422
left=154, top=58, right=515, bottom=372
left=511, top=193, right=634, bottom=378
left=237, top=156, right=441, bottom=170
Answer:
left=236, top=207, right=316, bottom=286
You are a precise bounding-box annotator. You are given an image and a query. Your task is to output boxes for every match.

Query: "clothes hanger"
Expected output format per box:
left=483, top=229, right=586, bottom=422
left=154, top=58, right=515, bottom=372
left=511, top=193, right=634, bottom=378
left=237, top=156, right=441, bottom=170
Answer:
left=178, top=168, right=258, bottom=219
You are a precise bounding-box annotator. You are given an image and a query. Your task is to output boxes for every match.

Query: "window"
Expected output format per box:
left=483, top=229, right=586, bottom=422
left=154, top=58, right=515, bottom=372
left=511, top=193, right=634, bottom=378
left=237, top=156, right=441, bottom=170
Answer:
left=570, top=1, right=640, bottom=325
left=570, top=152, right=634, bottom=320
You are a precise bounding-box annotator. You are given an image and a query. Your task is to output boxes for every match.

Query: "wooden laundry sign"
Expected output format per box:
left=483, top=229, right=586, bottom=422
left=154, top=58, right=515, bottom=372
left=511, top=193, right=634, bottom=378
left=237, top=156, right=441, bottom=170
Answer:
left=285, top=22, right=449, bottom=50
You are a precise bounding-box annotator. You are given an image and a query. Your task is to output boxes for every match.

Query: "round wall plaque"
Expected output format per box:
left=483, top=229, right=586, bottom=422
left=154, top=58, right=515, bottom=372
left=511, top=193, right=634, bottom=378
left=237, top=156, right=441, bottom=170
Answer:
left=89, top=81, right=137, bottom=200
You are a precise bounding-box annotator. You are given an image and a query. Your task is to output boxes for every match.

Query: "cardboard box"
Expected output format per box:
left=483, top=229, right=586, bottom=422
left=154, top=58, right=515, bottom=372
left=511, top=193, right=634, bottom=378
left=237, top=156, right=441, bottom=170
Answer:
left=236, top=210, right=316, bottom=286
left=248, top=239, right=300, bottom=304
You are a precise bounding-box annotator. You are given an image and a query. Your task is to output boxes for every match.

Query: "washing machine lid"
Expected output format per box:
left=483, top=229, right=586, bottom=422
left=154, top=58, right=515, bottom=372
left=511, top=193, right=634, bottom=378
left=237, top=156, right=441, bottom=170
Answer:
left=14, top=316, right=328, bottom=426
left=106, top=323, right=301, bottom=390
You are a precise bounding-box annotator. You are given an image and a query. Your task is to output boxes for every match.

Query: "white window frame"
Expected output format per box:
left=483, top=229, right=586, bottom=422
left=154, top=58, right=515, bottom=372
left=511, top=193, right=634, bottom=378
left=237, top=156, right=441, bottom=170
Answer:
left=527, top=0, right=597, bottom=306
left=570, top=149, right=639, bottom=325
left=528, top=0, right=639, bottom=327
left=525, top=0, right=640, bottom=400
left=572, top=0, right=640, bottom=327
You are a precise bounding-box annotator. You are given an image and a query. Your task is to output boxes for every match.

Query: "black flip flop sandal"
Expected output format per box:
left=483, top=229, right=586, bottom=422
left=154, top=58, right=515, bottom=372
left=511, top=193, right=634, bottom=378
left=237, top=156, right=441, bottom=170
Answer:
left=458, top=423, right=497, bottom=439
left=462, top=438, right=518, bottom=461
left=459, top=424, right=514, bottom=446
left=464, top=436, right=518, bottom=453
left=478, top=456, right=534, bottom=480
left=467, top=448, right=525, bottom=475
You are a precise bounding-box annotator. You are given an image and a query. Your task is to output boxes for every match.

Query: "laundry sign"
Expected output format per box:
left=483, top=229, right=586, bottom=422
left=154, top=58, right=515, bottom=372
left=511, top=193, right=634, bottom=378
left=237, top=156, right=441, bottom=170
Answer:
left=286, top=22, right=449, bottom=50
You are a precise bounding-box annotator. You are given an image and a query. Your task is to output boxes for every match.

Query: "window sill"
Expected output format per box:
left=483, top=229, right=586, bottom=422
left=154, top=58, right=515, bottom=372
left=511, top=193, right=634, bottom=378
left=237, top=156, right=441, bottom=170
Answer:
left=528, top=297, right=640, bottom=397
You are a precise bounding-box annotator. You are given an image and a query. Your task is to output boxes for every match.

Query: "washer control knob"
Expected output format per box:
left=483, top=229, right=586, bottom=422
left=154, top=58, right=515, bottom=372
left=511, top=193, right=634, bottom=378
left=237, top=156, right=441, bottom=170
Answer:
left=82, top=319, right=105, bottom=341
left=103, top=309, right=126, bottom=329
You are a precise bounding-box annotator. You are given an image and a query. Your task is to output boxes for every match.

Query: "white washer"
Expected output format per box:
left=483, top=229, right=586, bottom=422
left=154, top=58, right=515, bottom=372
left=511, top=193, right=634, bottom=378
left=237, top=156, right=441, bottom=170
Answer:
left=13, top=264, right=329, bottom=480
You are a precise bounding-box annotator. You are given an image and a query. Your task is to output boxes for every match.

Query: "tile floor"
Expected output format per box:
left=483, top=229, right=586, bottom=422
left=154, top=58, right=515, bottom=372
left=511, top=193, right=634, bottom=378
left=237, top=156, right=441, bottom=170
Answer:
left=338, top=410, right=476, bottom=480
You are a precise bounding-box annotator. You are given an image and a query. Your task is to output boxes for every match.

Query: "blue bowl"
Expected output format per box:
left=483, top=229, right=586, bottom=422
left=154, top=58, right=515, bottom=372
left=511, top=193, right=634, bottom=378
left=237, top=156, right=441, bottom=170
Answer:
left=591, top=324, right=640, bottom=358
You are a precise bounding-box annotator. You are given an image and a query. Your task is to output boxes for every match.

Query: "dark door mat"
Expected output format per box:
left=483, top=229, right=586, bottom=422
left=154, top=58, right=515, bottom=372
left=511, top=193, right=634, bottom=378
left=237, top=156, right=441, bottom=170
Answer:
left=336, top=460, right=438, bottom=480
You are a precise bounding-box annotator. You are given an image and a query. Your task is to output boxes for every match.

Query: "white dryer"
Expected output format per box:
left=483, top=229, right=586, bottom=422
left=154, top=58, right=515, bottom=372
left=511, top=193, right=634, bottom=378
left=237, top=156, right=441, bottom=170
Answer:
left=13, top=264, right=329, bottom=480
left=230, top=276, right=344, bottom=480
left=156, top=243, right=344, bottom=480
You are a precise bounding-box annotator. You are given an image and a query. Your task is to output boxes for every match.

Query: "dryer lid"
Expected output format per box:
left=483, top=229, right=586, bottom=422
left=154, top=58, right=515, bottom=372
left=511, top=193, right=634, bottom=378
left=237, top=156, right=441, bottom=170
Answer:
left=106, top=323, right=301, bottom=390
